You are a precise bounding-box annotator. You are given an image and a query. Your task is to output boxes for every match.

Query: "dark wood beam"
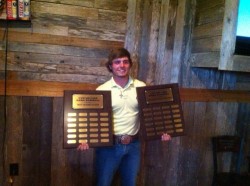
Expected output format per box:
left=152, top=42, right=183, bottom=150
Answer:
left=0, top=80, right=250, bottom=102
left=0, top=80, right=98, bottom=97
left=179, top=88, right=250, bottom=102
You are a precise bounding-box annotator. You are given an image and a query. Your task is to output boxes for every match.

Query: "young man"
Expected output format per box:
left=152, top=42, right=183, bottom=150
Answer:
left=78, top=48, right=171, bottom=186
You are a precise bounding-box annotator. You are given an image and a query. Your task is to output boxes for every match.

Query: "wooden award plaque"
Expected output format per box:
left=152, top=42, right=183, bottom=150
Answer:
left=136, top=83, right=185, bottom=141
left=63, top=90, right=113, bottom=148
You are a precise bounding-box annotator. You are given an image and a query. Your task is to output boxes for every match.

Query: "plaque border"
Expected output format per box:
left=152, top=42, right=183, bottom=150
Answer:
left=63, top=90, right=113, bottom=148
left=136, top=83, right=185, bottom=141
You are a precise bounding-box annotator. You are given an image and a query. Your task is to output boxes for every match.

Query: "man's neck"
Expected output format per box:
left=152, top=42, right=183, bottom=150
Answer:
left=113, top=76, right=129, bottom=88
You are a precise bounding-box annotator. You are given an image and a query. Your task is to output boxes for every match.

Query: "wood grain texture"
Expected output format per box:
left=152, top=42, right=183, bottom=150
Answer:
left=191, top=36, right=222, bottom=53
left=32, top=0, right=95, bottom=7
left=0, top=80, right=249, bottom=102
left=190, top=52, right=220, bottom=67
left=0, top=0, right=126, bottom=85
left=5, top=97, right=23, bottom=185
left=1, top=1, right=250, bottom=186
left=0, top=31, right=124, bottom=49
left=31, top=2, right=99, bottom=18
left=219, top=0, right=239, bottom=70
left=232, top=55, right=250, bottom=72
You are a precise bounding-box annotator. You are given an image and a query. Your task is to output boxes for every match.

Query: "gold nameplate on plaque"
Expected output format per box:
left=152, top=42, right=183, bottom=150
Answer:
left=145, top=88, right=173, bottom=104
left=63, top=90, right=113, bottom=148
left=72, top=94, right=103, bottom=109
left=137, top=84, right=185, bottom=141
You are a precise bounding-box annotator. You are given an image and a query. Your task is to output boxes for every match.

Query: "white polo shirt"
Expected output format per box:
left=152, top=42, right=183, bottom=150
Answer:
left=96, top=76, right=146, bottom=135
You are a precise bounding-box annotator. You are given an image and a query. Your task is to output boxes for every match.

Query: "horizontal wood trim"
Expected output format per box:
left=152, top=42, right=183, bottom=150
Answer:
left=95, top=0, right=128, bottom=11
left=192, top=21, right=223, bottom=39
left=0, top=80, right=249, bottom=102
left=0, top=31, right=124, bottom=49
left=31, top=1, right=99, bottom=19
left=0, top=80, right=98, bottom=97
left=180, top=88, right=250, bottom=102
left=196, top=0, right=224, bottom=11
left=5, top=42, right=110, bottom=57
left=218, top=0, right=239, bottom=70
left=191, top=36, right=221, bottom=53
left=190, top=52, right=220, bottom=67
left=195, top=1, right=224, bottom=25
left=232, top=55, right=250, bottom=72
left=33, top=0, right=95, bottom=8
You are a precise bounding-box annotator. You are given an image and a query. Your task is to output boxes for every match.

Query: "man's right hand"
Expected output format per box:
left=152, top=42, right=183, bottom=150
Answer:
left=77, top=143, right=89, bottom=151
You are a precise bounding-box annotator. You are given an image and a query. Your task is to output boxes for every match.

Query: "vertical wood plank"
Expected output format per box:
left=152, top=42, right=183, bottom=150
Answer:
left=51, top=97, right=95, bottom=186
left=39, top=97, right=53, bottom=185
left=145, top=0, right=161, bottom=84
left=5, top=97, right=23, bottom=186
left=21, top=97, right=52, bottom=186
left=155, top=0, right=170, bottom=84
left=125, top=0, right=144, bottom=78
left=155, top=0, right=178, bottom=84
left=219, top=0, right=239, bottom=70
left=236, top=103, right=250, bottom=172
left=190, top=102, right=207, bottom=185
left=0, top=97, right=5, bottom=186
left=22, top=97, right=40, bottom=186
left=177, top=102, right=197, bottom=185
left=170, top=0, right=186, bottom=83
left=137, top=0, right=152, bottom=82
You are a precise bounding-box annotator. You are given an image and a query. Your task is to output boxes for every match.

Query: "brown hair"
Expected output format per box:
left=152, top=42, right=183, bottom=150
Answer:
left=106, top=48, right=133, bottom=72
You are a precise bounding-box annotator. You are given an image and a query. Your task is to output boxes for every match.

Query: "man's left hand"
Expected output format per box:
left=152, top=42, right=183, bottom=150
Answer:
left=161, top=133, right=171, bottom=141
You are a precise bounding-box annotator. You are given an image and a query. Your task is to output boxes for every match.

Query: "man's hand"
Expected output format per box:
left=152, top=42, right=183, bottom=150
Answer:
left=161, top=133, right=171, bottom=141
left=77, top=142, right=89, bottom=151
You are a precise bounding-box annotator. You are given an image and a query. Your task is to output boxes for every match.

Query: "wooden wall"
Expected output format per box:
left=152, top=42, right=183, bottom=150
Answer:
left=0, top=0, right=126, bottom=83
left=190, top=0, right=225, bottom=68
left=190, top=0, right=250, bottom=72
left=0, top=0, right=250, bottom=186
left=128, top=0, right=249, bottom=185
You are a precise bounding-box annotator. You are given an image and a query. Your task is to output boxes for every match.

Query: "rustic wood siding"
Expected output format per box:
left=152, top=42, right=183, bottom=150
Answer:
left=0, top=0, right=250, bottom=186
left=2, top=95, right=249, bottom=186
left=0, top=0, right=126, bottom=83
left=190, top=0, right=250, bottom=72
left=190, top=0, right=225, bottom=67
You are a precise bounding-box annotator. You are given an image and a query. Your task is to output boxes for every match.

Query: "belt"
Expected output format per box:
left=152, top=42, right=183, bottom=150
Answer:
left=113, top=134, right=139, bottom=145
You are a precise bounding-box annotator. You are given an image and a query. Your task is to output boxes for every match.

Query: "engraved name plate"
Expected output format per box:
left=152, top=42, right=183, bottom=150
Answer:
left=63, top=90, right=113, bottom=148
left=136, top=84, right=185, bottom=141
left=145, top=88, right=174, bottom=104
left=72, top=94, right=103, bottom=109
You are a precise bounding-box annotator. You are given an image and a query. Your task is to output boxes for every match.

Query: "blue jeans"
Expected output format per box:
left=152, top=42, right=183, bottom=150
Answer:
left=95, top=140, right=141, bottom=186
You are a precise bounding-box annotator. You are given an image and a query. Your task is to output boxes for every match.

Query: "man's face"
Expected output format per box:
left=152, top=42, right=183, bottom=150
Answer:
left=110, top=57, right=131, bottom=78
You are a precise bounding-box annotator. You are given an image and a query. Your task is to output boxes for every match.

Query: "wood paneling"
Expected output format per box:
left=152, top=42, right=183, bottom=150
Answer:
left=232, top=55, right=250, bottom=72
left=192, top=36, right=222, bottom=53
left=21, top=97, right=52, bottom=186
left=0, top=80, right=98, bottom=97
left=180, top=88, right=250, bottom=102
left=0, top=0, right=126, bottom=84
left=95, top=0, right=128, bottom=11
left=191, top=0, right=250, bottom=72
left=33, top=0, right=95, bottom=8
left=0, top=97, right=5, bottom=185
left=51, top=98, right=95, bottom=186
left=0, top=80, right=250, bottom=103
left=0, top=31, right=124, bottom=49
left=192, top=21, right=223, bottom=39
left=1, top=0, right=250, bottom=186
left=191, top=0, right=224, bottom=67
left=5, top=97, right=23, bottom=185
left=190, top=52, right=220, bottom=67
left=31, top=2, right=99, bottom=18
left=196, top=0, right=224, bottom=11
left=219, top=0, right=239, bottom=70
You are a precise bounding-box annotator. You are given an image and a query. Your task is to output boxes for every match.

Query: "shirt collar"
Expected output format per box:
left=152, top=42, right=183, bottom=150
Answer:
left=111, top=76, right=134, bottom=89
